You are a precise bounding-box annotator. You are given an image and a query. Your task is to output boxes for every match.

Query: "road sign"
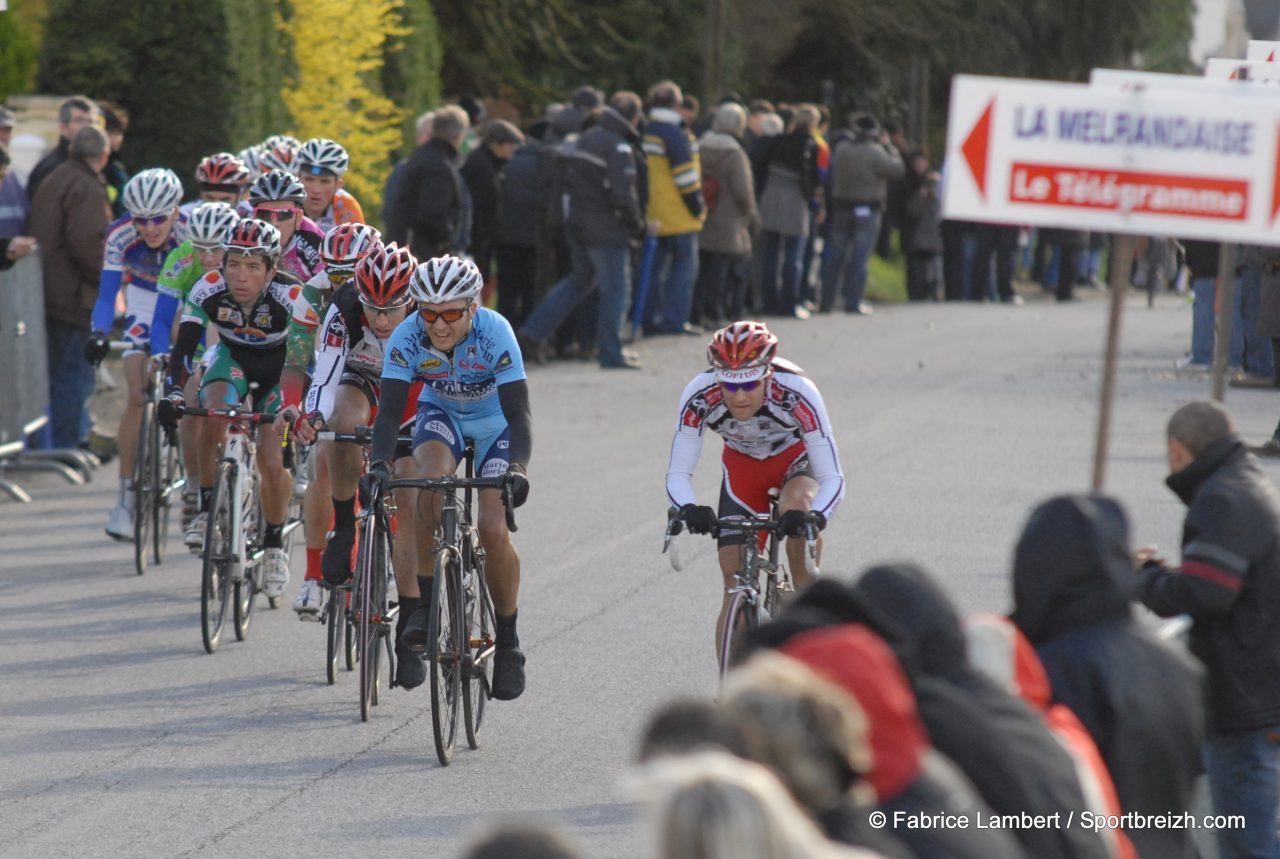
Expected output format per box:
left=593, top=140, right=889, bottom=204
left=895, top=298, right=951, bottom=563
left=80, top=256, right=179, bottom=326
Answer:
left=1248, top=41, right=1280, bottom=61
left=943, top=74, right=1280, bottom=243
left=1205, top=57, right=1280, bottom=82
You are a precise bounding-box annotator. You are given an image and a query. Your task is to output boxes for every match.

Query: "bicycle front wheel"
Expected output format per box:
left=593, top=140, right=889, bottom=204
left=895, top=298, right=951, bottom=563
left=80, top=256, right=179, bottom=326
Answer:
left=133, top=401, right=157, bottom=575
left=325, top=586, right=345, bottom=685
left=154, top=426, right=182, bottom=565
left=429, top=550, right=462, bottom=766
left=201, top=462, right=234, bottom=653
left=717, top=590, right=755, bottom=681
left=233, top=504, right=262, bottom=642
left=357, top=512, right=384, bottom=722
left=464, top=543, right=495, bottom=750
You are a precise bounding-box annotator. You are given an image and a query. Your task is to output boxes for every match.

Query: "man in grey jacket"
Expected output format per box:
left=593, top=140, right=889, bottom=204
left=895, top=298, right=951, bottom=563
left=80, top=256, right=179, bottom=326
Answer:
left=517, top=92, right=646, bottom=370
left=820, top=112, right=903, bottom=315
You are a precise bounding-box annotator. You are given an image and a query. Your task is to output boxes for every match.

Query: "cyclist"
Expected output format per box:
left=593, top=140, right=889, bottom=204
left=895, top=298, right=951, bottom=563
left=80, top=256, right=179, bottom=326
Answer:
left=179, top=152, right=252, bottom=219
left=259, top=134, right=301, bottom=174
left=279, top=243, right=421, bottom=620
left=158, top=219, right=306, bottom=598
left=86, top=168, right=186, bottom=540
left=665, top=321, right=844, bottom=649
left=239, top=145, right=264, bottom=182
left=360, top=256, right=533, bottom=697
left=285, top=221, right=384, bottom=604
left=249, top=169, right=325, bottom=285
left=296, top=138, right=365, bottom=230
left=150, top=201, right=242, bottom=542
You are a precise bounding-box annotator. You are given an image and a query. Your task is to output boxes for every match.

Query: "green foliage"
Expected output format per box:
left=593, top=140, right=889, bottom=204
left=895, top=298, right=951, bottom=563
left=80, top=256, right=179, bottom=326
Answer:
left=36, top=0, right=135, bottom=96
left=0, top=13, right=38, bottom=101
left=382, top=0, right=443, bottom=154
left=223, top=0, right=291, bottom=149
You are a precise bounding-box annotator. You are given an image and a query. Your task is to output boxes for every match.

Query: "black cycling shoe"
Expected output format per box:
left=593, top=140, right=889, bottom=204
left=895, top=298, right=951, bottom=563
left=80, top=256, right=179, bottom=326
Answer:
left=395, top=645, right=426, bottom=689
left=399, top=605, right=432, bottom=653
left=491, top=646, right=526, bottom=700
left=321, top=525, right=355, bottom=586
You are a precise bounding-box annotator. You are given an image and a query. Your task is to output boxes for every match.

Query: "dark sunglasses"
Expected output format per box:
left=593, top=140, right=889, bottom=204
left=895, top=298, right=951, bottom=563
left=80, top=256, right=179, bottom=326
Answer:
left=418, top=306, right=468, bottom=324
left=253, top=206, right=300, bottom=222
left=720, top=379, right=762, bottom=393
left=134, top=213, right=171, bottom=227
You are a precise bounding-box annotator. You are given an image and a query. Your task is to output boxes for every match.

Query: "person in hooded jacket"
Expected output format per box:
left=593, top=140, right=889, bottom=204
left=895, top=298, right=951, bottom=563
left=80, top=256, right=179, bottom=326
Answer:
left=1012, top=494, right=1205, bottom=859
left=1135, top=400, right=1280, bottom=859
left=692, top=103, right=759, bottom=327
left=854, top=564, right=1111, bottom=859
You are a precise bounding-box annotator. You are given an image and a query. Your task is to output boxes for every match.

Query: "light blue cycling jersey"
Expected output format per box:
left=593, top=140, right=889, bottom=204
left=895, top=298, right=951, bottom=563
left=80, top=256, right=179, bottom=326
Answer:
left=382, top=307, right=526, bottom=420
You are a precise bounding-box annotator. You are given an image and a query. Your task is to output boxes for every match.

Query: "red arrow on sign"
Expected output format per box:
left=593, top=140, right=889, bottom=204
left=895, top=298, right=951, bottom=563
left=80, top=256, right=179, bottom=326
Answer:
left=961, top=98, right=995, bottom=199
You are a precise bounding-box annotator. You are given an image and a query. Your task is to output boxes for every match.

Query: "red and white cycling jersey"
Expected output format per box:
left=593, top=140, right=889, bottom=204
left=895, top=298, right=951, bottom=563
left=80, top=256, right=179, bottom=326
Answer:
left=304, top=284, right=391, bottom=419
left=666, top=358, right=845, bottom=518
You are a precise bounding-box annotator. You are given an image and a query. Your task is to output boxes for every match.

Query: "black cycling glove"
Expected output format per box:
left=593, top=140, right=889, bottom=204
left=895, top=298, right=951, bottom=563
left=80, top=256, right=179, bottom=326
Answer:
left=779, top=509, right=825, bottom=538
left=679, top=504, right=717, bottom=535
left=506, top=464, right=530, bottom=508
left=358, top=460, right=391, bottom=508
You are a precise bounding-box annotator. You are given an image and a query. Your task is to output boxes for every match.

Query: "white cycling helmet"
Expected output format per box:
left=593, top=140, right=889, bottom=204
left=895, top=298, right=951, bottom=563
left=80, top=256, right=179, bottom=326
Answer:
left=408, top=255, right=483, bottom=305
left=297, top=138, right=349, bottom=177
left=123, top=168, right=183, bottom=218
left=249, top=169, right=307, bottom=205
left=259, top=135, right=300, bottom=174
left=222, top=218, right=282, bottom=261
left=187, top=202, right=241, bottom=248
left=239, top=145, right=264, bottom=180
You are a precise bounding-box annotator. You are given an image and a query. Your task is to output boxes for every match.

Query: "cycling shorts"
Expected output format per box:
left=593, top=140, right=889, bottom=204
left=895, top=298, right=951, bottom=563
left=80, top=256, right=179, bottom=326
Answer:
left=411, top=404, right=510, bottom=478
left=200, top=344, right=284, bottom=415
left=340, top=374, right=422, bottom=433
left=122, top=285, right=158, bottom=355
left=717, top=442, right=813, bottom=548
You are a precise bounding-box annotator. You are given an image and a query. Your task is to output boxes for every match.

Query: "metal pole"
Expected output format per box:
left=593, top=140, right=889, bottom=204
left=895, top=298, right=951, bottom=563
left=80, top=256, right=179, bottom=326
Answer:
left=1211, top=243, right=1239, bottom=402
left=1092, top=235, right=1134, bottom=490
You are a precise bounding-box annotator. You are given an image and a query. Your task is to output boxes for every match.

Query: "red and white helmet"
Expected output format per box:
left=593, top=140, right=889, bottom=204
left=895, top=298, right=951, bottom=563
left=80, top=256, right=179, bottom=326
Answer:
left=707, top=321, right=778, bottom=383
left=195, top=152, right=251, bottom=187
left=321, top=222, right=383, bottom=271
left=355, top=243, right=417, bottom=308
left=259, top=135, right=301, bottom=173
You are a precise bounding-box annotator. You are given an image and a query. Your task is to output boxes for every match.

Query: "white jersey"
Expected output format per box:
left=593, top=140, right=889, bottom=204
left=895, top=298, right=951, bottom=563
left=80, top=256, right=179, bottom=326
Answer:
left=665, top=359, right=845, bottom=518
left=304, top=286, right=389, bottom=419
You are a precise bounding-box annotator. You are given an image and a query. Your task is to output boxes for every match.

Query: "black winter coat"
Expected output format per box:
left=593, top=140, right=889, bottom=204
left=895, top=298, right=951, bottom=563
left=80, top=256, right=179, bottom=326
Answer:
left=384, top=137, right=464, bottom=261
left=496, top=142, right=540, bottom=247
left=1013, top=494, right=1205, bottom=859
left=1139, top=436, right=1280, bottom=734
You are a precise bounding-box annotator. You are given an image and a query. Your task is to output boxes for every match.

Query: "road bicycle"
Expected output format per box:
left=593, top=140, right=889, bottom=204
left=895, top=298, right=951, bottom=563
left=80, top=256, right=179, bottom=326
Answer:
left=374, top=441, right=516, bottom=765
left=131, top=354, right=185, bottom=575
left=181, top=403, right=302, bottom=653
left=664, top=491, right=819, bottom=680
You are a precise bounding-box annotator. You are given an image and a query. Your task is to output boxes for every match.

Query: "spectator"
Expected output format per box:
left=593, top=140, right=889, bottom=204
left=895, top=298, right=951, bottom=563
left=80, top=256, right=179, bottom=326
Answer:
left=638, top=698, right=753, bottom=762
left=459, top=823, right=583, bottom=859
left=0, top=107, right=30, bottom=237
left=903, top=167, right=943, bottom=302
left=758, top=105, right=820, bottom=318
left=722, top=651, right=914, bottom=858
left=495, top=129, right=541, bottom=328
left=1052, top=229, right=1092, bottom=303
left=820, top=111, right=903, bottom=316
left=875, top=123, right=911, bottom=261
left=1012, top=493, right=1205, bottom=859
left=855, top=563, right=1112, bottom=859
left=97, top=101, right=130, bottom=219
left=693, top=103, right=759, bottom=326
left=1136, top=401, right=1280, bottom=859
left=643, top=80, right=705, bottom=335
left=678, top=92, right=701, bottom=128
left=969, top=219, right=1021, bottom=304
left=635, top=750, right=887, bottom=859
left=27, top=125, right=112, bottom=449
left=517, top=91, right=646, bottom=370
left=1235, top=248, right=1272, bottom=382
left=1179, top=241, right=1241, bottom=369
left=384, top=105, right=469, bottom=261
left=461, top=119, right=525, bottom=285
left=0, top=146, right=37, bottom=269
left=26, top=95, right=99, bottom=203
left=381, top=110, right=434, bottom=227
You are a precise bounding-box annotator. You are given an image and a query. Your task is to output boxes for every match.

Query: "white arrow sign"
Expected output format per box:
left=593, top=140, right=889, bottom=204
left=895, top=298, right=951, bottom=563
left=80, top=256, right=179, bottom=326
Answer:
left=943, top=74, right=1280, bottom=243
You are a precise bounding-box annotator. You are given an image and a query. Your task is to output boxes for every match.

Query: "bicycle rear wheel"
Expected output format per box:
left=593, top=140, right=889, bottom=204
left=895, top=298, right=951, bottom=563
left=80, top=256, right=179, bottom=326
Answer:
left=201, top=462, right=234, bottom=653
left=357, top=512, right=384, bottom=721
left=717, top=590, right=755, bottom=680
left=464, top=541, right=495, bottom=750
left=429, top=550, right=462, bottom=766
left=325, top=585, right=346, bottom=685
left=233, top=502, right=262, bottom=642
left=343, top=593, right=356, bottom=671
left=133, top=401, right=157, bottom=575
left=153, top=427, right=183, bottom=565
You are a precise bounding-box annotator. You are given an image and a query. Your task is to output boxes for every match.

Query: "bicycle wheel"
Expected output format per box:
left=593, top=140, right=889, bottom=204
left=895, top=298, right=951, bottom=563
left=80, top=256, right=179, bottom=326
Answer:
left=325, top=585, right=345, bottom=685
left=153, top=426, right=183, bottom=565
left=357, top=512, right=381, bottom=722
left=133, top=400, right=156, bottom=575
left=232, top=496, right=262, bottom=637
left=717, top=590, right=755, bottom=680
left=343, top=591, right=356, bottom=671
left=464, top=550, right=495, bottom=750
left=429, top=550, right=462, bottom=766
left=201, top=462, right=234, bottom=654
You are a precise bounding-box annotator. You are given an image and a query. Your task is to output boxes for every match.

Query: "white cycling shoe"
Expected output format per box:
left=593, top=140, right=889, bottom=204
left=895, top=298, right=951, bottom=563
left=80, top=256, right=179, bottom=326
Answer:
left=262, top=549, right=290, bottom=598
left=292, top=579, right=324, bottom=619
left=106, top=501, right=133, bottom=542
left=185, top=512, right=207, bottom=552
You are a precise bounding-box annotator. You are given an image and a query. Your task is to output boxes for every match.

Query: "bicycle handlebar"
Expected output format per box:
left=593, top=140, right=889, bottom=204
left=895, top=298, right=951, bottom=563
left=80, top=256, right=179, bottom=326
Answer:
left=175, top=404, right=276, bottom=425
left=380, top=474, right=519, bottom=533
left=663, top=506, right=820, bottom=573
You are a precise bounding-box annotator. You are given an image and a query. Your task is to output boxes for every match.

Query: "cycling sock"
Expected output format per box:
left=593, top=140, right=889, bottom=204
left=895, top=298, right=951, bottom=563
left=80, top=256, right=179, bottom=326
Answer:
left=199, top=487, right=212, bottom=513
left=396, top=595, right=420, bottom=642
left=496, top=610, right=519, bottom=648
left=263, top=522, right=284, bottom=549
left=332, top=495, right=356, bottom=531
left=305, top=547, right=322, bottom=581
left=417, top=576, right=434, bottom=612
left=118, top=477, right=130, bottom=502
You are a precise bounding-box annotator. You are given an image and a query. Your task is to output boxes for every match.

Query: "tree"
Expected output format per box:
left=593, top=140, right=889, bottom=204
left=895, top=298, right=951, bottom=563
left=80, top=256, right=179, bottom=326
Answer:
left=0, top=14, right=38, bottom=102
left=278, top=0, right=408, bottom=216
left=223, top=0, right=291, bottom=149
left=382, top=0, right=443, bottom=155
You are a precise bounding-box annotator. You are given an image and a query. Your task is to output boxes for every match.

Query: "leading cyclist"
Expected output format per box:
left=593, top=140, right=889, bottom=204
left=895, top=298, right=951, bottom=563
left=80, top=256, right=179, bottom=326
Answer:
left=666, top=321, right=844, bottom=649
left=360, top=255, right=532, bottom=698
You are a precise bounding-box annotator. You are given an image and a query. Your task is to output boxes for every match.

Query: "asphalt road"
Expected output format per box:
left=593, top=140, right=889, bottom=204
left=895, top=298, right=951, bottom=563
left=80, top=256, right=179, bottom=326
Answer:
left=3, top=288, right=1278, bottom=858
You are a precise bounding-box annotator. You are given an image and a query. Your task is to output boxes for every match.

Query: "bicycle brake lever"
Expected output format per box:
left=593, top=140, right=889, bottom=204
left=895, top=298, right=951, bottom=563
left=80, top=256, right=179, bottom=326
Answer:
left=501, top=481, right=518, bottom=534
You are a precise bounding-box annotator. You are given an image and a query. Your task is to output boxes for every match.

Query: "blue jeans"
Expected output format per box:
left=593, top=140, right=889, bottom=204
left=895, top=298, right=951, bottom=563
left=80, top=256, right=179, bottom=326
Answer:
left=1191, top=276, right=1245, bottom=367
left=45, top=319, right=94, bottom=449
left=645, top=232, right=698, bottom=332
left=520, top=238, right=630, bottom=367
left=762, top=231, right=804, bottom=315
left=1240, top=267, right=1275, bottom=378
left=1205, top=726, right=1280, bottom=859
left=821, top=206, right=881, bottom=311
